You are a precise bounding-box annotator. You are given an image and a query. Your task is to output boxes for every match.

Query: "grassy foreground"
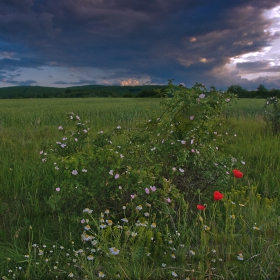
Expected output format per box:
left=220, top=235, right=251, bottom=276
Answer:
left=0, top=97, right=280, bottom=279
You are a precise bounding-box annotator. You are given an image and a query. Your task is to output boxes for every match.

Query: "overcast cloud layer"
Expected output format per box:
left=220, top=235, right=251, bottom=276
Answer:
left=0, top=0, right=280, bottom=89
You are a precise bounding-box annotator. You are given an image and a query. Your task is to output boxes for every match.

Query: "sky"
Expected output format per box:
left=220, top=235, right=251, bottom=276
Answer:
left=0, top=0, right=280, bottom=90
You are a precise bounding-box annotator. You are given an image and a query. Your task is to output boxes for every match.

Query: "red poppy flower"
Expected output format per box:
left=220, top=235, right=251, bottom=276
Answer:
left=197, top=204, right=206, bottom=210
left=233, top=169, right=243, bottom=178
left=213, top=191, right=224, bottom=201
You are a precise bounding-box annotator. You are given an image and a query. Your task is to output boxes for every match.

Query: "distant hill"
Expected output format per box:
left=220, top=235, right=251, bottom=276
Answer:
left=0, top=85, right=166, bottom=99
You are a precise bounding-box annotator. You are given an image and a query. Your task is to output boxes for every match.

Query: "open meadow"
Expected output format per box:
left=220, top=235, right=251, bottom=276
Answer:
left=0, top=94, right=280, bottom=279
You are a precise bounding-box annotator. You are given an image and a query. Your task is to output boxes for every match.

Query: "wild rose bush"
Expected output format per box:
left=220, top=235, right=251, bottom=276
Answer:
left=41, top=82, right=236, bottom=219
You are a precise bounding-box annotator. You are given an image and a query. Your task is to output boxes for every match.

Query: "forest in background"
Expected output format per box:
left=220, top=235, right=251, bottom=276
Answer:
left=0, top=83, right=279, bottom=99
left=0, top=85, right=165, bottom=99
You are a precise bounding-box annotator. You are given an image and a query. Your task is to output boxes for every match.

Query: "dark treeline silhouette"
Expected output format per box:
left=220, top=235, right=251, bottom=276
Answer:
left=1, top=84, right=280, bottom=99
left=0, top=85, right=166, bottom=99
left=227, top=84, right=280, bottom=98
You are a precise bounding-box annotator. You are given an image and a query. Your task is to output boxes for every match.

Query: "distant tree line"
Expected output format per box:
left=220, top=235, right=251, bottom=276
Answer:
left=0, top=84, right=280, bottom=99
left=227, top=84, right=280, bottom=98
left=0, top=85, right=166, bottom=99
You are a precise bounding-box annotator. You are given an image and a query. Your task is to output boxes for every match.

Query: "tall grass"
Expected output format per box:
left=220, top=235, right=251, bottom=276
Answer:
left=227, top=119, right=280, bottom=192
left=0, top=98, right=161, bottom=243
left=222, top=98, right=267, bottom=119
left=1, top=97, right=279, bottom=279
left=0, top=98, right=160, bottom=129
left=221, top=99, right=280, bottom=197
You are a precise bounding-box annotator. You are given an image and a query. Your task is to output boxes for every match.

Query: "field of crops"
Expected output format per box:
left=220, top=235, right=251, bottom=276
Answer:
left=1, top=97, right=280, bottom=279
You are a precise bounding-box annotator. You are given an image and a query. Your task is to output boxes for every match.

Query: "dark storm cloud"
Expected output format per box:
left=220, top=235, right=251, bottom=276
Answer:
left=52, top=81, right=68, bottom=85
left=0, top=0, right=34, bottom=14
left=236, top=61, right=280, bottom=73
left=235, top=76, right=280, bottom=90
left=0, top=10, right=62, bottom=41
left=0, top=0, right=279, bottom=87
left=0, top=57, right=46, bottom=70
left=0, top=70, right=6, bottom=80
left=53, top=79, right=97, bottom=85
left=0, top=69, right=36, bottom=86
left=5, top=79, right=37, bottom=86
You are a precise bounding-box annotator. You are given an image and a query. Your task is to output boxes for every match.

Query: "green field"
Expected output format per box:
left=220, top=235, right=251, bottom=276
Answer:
left=1, top=97, right=280, bottom=279
left=0, top=98, right=161, bottom=241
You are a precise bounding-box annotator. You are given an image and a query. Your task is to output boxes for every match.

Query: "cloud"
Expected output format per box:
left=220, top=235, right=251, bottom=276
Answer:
left=0, top=12, right=62, bottom=42
left=52, top=80, right=68, bottom=85
left=53, top=78, right=97, bottom=85
left=0, top=57, right=46, bottom=71
left=249, top=76, right=280, bottom=88
left=0, top=0, right=34, bottom=14
left=0, top=0, right=280, bottom=88
left=5, top=79, right=37, bottom=86
left=120, top=79, right=139, bottom=86
left=236, top=61, right=280, bottom=73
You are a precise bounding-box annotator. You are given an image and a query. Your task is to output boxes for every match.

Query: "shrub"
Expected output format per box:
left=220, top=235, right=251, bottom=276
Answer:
left=41, top=82, right=235, bottom=221
left=122, top=93, right=133, bottom=98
